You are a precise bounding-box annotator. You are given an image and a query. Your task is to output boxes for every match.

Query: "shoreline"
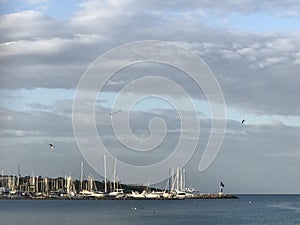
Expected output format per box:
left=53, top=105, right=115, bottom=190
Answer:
left=0, top=193, right=238, bottom=200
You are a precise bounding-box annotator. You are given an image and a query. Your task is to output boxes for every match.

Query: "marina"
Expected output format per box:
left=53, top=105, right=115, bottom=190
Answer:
left=0, top=164, right=237, bottom=200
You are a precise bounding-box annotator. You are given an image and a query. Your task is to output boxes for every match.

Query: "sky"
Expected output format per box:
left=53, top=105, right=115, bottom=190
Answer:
left=1, top=0, right=300, bottom=194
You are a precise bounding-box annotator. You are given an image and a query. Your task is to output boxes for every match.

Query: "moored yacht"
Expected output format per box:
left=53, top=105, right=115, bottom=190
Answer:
left=108, top=188, right=124, bottom=198
left=127, top=190, right=146, bottom=199
left=145, top=191, right=161, bottom=199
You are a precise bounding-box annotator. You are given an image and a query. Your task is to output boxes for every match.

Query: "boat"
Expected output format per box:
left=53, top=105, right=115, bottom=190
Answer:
left=108, top=188, right=124, bottom=198
left=79, top=189, right=106, bottom=198
left=185, top=187, right=199, bottom=198
left=127, top=190, right=146, bottom=199
left=175, top=190, right=186, bottom=199
left=108, top=158, right=125, bottom=198
left=145, top=191, right=161, bottom=199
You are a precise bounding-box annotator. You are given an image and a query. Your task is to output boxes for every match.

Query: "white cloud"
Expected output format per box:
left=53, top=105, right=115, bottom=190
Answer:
left=294, top=51, right=300, bottom=64
left=220, top=49, right=241, bottom=60
left=266, top=38, right=295, bottom=52
left=20, top=0, right=49, bottom=5
left=0, top=34, right=107, bottom=57
left=257, top=56, right=287, bottom=68
left=0, top=10, right=67, bottom=42
left=1, top=4, right=300, bottom=117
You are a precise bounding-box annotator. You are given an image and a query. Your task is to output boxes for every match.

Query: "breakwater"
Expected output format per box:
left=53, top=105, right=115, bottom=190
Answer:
left=0, top=193, right=238, bottom=200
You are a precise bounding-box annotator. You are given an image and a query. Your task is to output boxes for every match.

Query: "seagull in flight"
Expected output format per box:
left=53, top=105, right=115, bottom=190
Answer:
left=241, top=119, right=246, bottom=124
left=49, top=144, right=55, bottom=150
left=109, top=110, right=122, bottom=116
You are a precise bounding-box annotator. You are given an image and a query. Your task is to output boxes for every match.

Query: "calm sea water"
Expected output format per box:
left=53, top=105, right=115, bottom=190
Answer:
left=0, top=195, right=299, bottom=225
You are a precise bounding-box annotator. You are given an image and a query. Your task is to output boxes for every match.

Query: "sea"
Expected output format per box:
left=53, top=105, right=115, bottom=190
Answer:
left=0, top=195, right=299, bottom=225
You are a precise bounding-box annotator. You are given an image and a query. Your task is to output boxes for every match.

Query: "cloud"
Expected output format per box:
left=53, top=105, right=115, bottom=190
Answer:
left=0, top=10, right=67, bottom=42
left=294, top=51, right=300, bottom=64
left=27, top=102, right=53, bottom=110
left=1, top=3, right=300, bottom=118
left=76, top=0, right=300, bottom=15
left=21, top=0, right=49, bottom=4
left=0, top=129, right=42, bottom=137
left=257, top=56, right=287, bottom=68
left=0, top=107, right=73, bottom=138
left=1, top=0, right=300, bottom=192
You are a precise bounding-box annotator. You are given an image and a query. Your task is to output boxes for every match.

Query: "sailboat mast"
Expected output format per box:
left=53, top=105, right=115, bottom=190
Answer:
left=171, top=167, right=174, bottom=192
left=17, top=174, right=19, bottom=191
left=168, top=167, right=171, bottom=191
left=176, top=168, right=179, bottom=191
left=113, top=158, right=117, bottom=191
left=80, top=162, right=83, bottom=191
left=183, top=169, right=186, bottom=191
left=104, top=155, right=107, bottom=193
left=18, top=164, right=20, bottom=176
left=180, top=169, right=183, bottom=191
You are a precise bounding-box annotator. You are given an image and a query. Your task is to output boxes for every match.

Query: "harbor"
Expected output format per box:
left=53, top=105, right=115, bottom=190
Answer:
left=0, top=164, right=237, bottom=200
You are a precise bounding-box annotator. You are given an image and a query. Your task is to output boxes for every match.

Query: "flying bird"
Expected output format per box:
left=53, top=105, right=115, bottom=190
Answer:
left=49, top=144, right=55, bottom=150
left=109, top=110, right=122, bottom=116
left=241, top=119, right=245, bottom=124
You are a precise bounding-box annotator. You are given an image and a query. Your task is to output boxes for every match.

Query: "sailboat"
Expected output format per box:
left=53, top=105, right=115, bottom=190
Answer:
left=78, top=162, right=105, bottom=198
left=108, top=158, right=124, bottom=198
left=79, top=175, right=106, bottom=198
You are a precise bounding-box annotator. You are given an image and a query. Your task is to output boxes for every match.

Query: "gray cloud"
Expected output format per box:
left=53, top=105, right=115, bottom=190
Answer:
left=0, top=107, right=73, bottom=138
left=0, top=10, right=70, bottom=42
left=1, top=3, right=300, bottom=117
left=1, top=0, right=300, bottom=192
